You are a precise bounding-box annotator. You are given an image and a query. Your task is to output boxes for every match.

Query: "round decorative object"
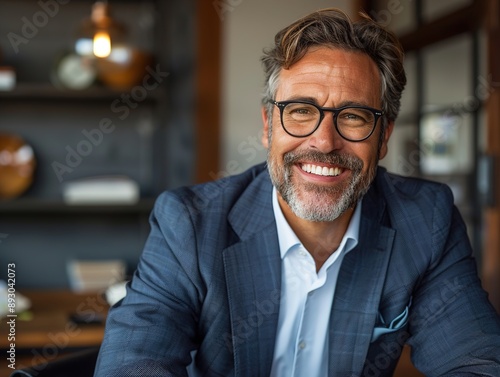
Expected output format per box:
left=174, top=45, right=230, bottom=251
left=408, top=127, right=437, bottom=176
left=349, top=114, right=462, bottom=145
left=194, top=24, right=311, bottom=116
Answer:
left=0, top=133, right=36, bottom=199
left=52, top=52, right=97, bottom=90
left=96, top=46, right=154, bottom=90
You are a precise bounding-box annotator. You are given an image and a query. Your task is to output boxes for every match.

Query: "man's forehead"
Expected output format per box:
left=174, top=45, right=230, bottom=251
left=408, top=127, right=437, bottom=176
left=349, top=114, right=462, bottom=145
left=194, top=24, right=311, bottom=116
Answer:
left=275, top=47, right=381, bottom=101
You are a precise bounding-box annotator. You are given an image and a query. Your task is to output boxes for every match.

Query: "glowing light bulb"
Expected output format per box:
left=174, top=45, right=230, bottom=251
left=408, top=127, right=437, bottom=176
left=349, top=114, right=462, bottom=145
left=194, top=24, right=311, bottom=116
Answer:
left=93, top=31, right=111, bottom=58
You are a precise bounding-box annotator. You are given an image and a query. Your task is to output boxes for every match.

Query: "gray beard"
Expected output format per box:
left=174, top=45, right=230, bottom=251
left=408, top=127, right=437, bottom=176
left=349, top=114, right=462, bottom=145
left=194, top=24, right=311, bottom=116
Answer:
left=268, top=150, right=374, bottom=222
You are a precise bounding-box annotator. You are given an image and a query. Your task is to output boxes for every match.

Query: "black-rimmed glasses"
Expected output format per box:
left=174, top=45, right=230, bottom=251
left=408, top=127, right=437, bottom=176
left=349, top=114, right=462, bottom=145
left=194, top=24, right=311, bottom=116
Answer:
left=272, top=100, right=383, bottom=142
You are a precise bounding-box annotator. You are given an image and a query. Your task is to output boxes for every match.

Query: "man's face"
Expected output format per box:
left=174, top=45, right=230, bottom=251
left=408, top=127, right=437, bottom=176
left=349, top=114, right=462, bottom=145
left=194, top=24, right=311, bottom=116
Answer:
left=262, top=47, right=393, bottom=222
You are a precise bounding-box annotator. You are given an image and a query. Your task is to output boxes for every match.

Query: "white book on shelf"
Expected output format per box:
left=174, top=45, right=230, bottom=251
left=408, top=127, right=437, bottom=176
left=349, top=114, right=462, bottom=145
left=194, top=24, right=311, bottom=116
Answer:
left=62, top=175, right=140, bottom=205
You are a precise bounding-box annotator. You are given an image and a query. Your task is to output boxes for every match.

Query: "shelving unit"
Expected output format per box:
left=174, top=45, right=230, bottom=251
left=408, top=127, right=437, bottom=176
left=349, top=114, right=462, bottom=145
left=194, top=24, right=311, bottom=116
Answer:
left=0, top=0, right=202, bottom=288
left=0, top=83, right=166, bottom=101
left=0, top=198, right=156, bottom=215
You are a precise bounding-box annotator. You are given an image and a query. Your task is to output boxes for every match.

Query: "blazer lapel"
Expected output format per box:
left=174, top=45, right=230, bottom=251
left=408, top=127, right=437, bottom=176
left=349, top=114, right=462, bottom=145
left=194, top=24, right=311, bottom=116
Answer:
left=223, top=172, right=281, bottom=377
left=328, top=186, right=396, bottom=375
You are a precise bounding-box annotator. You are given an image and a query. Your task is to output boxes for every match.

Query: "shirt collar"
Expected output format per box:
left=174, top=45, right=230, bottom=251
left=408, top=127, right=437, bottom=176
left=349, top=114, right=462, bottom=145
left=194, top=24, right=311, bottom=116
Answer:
left=272, top=186, right=361, bottom=260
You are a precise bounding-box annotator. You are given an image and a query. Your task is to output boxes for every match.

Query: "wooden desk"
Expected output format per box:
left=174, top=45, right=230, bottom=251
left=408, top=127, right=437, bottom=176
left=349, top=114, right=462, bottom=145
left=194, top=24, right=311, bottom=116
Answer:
left=395, top=346, right=425, bottom=377
left=1, top=290, right=108, bottom=349
left=1, top=290, right=108, bottom=377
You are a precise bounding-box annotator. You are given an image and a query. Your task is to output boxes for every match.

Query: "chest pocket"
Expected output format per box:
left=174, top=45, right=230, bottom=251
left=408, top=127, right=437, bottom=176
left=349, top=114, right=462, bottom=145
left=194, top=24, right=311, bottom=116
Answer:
left=371, top=289, right=412, bottom=343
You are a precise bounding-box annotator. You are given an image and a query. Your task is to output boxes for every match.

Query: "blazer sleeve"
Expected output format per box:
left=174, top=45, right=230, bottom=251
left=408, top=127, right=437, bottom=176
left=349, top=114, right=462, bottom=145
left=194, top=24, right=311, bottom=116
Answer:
left=94, top=191, right=204, bottom=377
left=406, top=188, right=500, bottom=376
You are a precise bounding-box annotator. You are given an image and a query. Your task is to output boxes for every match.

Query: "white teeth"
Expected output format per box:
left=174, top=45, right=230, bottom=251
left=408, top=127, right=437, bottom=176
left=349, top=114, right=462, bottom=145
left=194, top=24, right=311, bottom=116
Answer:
left=301, top=164, right=342, bottom=177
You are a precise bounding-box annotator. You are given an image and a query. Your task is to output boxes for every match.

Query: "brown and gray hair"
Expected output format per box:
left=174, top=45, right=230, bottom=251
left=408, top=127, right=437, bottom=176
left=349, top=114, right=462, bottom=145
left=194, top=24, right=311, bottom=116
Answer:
left=261, top=8, right=406, bottom=134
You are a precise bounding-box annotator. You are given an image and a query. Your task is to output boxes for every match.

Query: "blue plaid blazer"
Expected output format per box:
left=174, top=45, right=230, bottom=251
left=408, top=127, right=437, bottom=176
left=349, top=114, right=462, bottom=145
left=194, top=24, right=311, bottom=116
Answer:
left=95, top=163, right=500, bottom=376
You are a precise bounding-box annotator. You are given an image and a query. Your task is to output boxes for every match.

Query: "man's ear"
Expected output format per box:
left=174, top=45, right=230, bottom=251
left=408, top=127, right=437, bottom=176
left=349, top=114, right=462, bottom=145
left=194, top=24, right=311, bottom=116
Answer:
left=379, top=121, right=394, bottom=160
left=261, top=106, right=270, bottom=149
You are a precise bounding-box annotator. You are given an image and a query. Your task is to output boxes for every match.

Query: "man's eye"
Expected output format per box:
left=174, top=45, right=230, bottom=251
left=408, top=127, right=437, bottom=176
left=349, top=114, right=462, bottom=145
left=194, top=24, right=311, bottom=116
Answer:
left=291, top=107, right=312, bottom=115
left=339, top=111, right=372, bottom=124
left=286, top=104, right=317, bottom=118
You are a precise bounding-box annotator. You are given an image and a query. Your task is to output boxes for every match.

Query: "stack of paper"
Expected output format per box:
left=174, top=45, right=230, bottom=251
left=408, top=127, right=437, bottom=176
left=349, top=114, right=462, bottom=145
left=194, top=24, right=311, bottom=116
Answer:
left=67, top=260, right=126, bottom=293
left=0, top=67, right=15, bottom=91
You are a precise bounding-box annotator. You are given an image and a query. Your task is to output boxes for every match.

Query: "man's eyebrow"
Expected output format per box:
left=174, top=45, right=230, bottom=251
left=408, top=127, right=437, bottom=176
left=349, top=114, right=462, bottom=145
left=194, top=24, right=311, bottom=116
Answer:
left=334, top=100, right=374, bottom=108
left=278, top=97, right=375, bottom=108
left=278, top=96, right=318, bottom=104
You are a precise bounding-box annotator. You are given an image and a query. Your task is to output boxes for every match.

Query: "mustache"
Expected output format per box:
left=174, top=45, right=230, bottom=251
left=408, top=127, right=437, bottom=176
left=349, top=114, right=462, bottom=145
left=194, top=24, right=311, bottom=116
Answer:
left=283, top=150, right=363, bottom=172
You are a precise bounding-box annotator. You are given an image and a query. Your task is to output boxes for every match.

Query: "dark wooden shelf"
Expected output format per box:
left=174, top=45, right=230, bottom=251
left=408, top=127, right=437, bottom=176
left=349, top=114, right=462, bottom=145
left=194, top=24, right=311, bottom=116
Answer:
left=0, top=83, right=166, bottom=102
left=0, top=197, right=156, bottom=215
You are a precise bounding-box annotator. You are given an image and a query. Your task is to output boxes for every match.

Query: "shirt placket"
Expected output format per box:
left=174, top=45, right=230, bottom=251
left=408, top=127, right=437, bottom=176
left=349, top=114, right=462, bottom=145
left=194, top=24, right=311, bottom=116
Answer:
left=291, top=245, right=319, bottom=377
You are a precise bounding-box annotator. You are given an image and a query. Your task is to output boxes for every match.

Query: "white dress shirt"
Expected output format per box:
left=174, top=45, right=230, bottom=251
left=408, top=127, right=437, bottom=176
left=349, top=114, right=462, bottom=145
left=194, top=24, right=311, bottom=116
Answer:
left=270, top=187, right=361, bottom=377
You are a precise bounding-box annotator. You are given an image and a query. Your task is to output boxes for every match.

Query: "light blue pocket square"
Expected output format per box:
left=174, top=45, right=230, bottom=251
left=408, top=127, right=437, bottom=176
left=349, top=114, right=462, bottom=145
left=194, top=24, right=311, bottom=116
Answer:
left=371, top=298, right=412, bottom=342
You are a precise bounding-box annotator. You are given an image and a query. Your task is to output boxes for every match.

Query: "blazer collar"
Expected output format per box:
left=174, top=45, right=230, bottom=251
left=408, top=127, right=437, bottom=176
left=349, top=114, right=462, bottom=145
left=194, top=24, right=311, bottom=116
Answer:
left=224, top=169, right=281, bottom=376
left=227, top=167, right=275, bottom=240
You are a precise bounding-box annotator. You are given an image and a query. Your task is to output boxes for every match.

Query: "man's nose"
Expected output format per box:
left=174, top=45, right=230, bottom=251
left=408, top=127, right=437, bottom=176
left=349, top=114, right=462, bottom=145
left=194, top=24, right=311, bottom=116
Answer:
left=306, top=113, right=344, bottom=153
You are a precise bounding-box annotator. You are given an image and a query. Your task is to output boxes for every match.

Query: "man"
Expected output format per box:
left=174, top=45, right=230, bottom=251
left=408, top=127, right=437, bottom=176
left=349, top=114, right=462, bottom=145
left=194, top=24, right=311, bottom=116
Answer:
left=94, top=8, right=500, bottom=376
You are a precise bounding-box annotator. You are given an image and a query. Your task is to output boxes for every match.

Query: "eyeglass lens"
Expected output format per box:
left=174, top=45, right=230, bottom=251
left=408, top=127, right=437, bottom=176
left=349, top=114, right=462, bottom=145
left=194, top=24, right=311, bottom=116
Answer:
left=281, top=102, right=376, bottom=140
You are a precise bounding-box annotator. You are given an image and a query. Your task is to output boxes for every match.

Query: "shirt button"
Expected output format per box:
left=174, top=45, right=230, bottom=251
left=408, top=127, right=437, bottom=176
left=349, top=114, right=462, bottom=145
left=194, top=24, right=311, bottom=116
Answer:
left=299, top=250, right=307, bottom=257
left=298, top=341, right=306, bottom=350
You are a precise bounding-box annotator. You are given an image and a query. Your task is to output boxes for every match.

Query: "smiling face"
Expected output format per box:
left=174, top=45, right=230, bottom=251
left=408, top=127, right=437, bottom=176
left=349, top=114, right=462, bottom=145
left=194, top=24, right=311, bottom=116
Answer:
left=262, top=47, right=393, bottom=223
